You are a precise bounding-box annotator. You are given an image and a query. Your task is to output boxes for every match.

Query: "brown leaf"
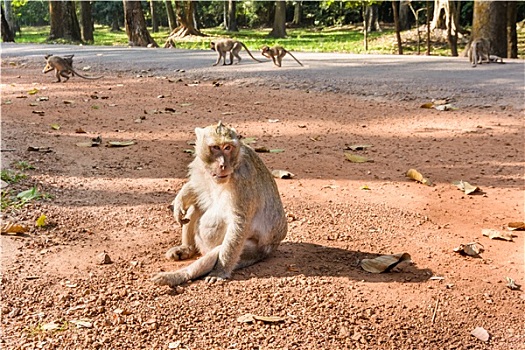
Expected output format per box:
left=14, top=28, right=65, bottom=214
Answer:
left=452, top=180, right=480, bottom=195
left=420, top=102, right=434, bottom=109
left=237, top=313, right=285, bottom=323
left=453, top=242, right=484, bottom=256
left=482, top=229, right=513, bottom=241
left=32, top=110, right=45, bottom=116
left=1, top=222, right=29, bottom=235
left=360, top=253, right=411, bottom=273
left=507, top=222, right=525, bottom=231
left=406, top=169, right=432, bottom=186
left=344, top=153, right=372, bottom=163
left=27, top=146, right=53, bottom=153
left=345, top=144, right=372, bottom=151
left=271, top=170, right=295, bottom=179
left=107, top=141, right=135, bottom=147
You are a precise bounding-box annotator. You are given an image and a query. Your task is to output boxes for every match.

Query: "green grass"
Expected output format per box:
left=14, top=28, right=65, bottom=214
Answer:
left=15, top=24, right=525, bottom=57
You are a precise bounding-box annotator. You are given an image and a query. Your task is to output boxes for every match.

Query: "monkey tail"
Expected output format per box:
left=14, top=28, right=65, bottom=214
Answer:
left=287, top=51, right=304, bottom=67
left=471, top=42, right=478, bottom=67
left=71, top=68, right=104, bottom=80
left=241, top=43, right=264, bottom=63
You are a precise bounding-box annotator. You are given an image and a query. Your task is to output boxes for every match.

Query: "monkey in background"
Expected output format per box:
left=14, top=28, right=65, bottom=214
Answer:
left=210, top=39, right=263, bottom=66
left=261, top=45, right=303, bottom=67
left=152, top=121, right=287, bottom=288
left=468, top=38, right=490, bottom=67
left=43, top=54, right=103, bottom=82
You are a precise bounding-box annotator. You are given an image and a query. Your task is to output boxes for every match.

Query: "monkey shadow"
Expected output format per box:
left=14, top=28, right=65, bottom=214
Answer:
left=233, top=242, right=433, bottom=284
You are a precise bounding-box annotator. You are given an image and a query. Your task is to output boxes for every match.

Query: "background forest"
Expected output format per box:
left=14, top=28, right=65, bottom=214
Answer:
left=2, top=1, right=525, bottom=57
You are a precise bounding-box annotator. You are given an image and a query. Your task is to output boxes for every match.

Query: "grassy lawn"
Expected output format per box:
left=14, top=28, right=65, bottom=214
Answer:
left=13, top=24, right=525, bottom=58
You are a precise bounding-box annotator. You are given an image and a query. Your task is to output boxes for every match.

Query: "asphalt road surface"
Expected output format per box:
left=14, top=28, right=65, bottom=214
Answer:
left=2, top=43, right=524, bottom=110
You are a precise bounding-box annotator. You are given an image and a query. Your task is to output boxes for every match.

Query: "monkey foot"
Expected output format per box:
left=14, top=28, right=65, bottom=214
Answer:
left=165, top=245, right=195, bottom=261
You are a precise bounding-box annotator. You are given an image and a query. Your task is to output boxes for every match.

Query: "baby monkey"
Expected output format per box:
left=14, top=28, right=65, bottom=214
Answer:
left=43, top=54, right=103, bottom=82
left=261, top=45, right=303, bottom=67
left=210, top=39, right=263, bottom=66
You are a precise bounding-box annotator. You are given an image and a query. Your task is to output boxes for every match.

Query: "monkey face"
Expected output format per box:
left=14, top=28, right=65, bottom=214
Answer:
left=210, top=42, right=216, bottom=51
left=207, top=143, right=237, bottom=183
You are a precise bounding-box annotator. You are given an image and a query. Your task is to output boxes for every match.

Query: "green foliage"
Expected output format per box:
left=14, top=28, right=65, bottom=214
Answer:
left=15, top=161, right=35, bottom=171
left=1, top=169, right=26, bottom=184
left=12, top=0, right=48, bottom=26
left=1, top=186, right=51, bottom=211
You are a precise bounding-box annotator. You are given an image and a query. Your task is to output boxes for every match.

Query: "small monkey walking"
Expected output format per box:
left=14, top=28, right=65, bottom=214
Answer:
left=152, top=121, right=287, bottom=288
left=43, top=54, right=103, bottom=82
left=210, top=39, right=263, bottom=66
left=468, top=38, right=490, bottom=67
left=261, top=45, right=303, bottom=67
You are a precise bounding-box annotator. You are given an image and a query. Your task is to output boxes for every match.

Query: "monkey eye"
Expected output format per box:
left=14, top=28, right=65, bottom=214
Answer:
left=211, top=145, right=221, bottom=151
left=223, top=144, right=232, bottom=152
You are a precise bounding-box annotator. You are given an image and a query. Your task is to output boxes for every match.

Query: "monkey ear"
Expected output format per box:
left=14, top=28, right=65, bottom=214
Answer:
left=195, top=127, right=205, bottom=140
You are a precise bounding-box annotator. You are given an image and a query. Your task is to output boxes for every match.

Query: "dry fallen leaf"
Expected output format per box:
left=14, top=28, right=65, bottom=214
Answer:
left=42, top=322, right=62, bottom=332
left=50, top=124, right=60, bottom=130
left=271, top=170, right=295, bottom=179
left=345, top=144, right=373, bottom=151
left=63, top=100, right=74, bottom=105
left=481, top=228, right=514, bottom=241
left=471, top=327, right=490, bottom=342
left=107, top=141, right=135, bottom=147
left=344, top=153, right=372, bottom=163
left=70, top=319, right=93, bottom=328
left=254, top=146, right=269, bottom=153
left=452, top=180, right=480, bottom=195
left=360, top=253, right=411, bottom=273
left=1, top=222, right=29, bottom=235
left=27, top=88, right=39, bottom=95
left=505, top=276, right=520, bottom=290
left=237, top=313, right=285, bottom=324
left=507, top=222, right=525, bottom=231
left=420, top=102, right=434, bottom=109
left=453, top=242, right=484, bottom=257
left=406, top=169, right=432, bottom=186
left=27, top=146, right=53, bottom=153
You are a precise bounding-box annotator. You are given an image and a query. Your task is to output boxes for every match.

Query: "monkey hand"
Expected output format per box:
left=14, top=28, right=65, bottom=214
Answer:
left=151, top=271, right=188, bottom=288
left=165, top=245, right=196, bottom=261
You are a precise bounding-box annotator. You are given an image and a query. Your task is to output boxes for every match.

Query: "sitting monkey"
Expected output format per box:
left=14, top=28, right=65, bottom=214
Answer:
left=152, top=121, right=287, bottom=288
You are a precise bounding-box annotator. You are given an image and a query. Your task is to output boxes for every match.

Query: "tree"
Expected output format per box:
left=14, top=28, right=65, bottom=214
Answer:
left=80, top=1, right=94, bottom=43
left=471, top=0, right=507, bottom=57
left=268, top=0, right=286, bottom=38
left=392, top=1, right=403, bottom=54
left=164, top=1, right=204, bottom=47
left=48, top=0, right=82, bottom=42
left=292, top=1, right=302, bottom=26
left=123, top=0, right=158, bottom=47
left=364, top=3, right=381, bottom=32
left=165, top=0, right=176, bottom=32
left=150, top=0, right=159, bottom=33
left=1, top=4, right=15, bottom=42
left=430, top=0, right=467, bottom=35
left=226, top=0, right=238, bottom=32
left=507, top=1, right=518, bottom=58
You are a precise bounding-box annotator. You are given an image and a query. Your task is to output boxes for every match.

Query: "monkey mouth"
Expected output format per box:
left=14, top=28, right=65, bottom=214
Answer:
left=212, top=173, right=230, bottom=181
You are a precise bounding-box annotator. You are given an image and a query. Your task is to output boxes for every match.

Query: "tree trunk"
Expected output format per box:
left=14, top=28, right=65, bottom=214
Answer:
left=472, top=0, right=507, bottom=57
left=80, top=1, right=94, bottom=43
left=123, top=0, right=158, bottom=47
left=223, top=0, right=228, bottom=30
left=431, top=0, right=468, bottom=35
left=268, top=0, right=287, bottom=38
left=48, top=0, right=82, bottom=42
left=1, top=5, right=15, bottom=42
left=507, top=0, right=517, bottom=58
left=292, top=1, right=302, bottom=26
left=150, top=0, right=158, bottom=33
left=164, top=1, right=204, bottom=46
left=399, top=0, right=411, bottom=30
left=227, top=0, right=238, bottom=32
left=446, top=1, right=458, bottom=56
left=165, top=0, right=176, bottom=32
left=364, top=3, right=381, bottom=32
left=392, top=1, right=403, bottom=54
left=3, top=0, right=14, bottom=32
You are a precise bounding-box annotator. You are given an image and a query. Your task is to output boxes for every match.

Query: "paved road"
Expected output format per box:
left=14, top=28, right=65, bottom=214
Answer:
left=2, top=43, right=524, bottom=109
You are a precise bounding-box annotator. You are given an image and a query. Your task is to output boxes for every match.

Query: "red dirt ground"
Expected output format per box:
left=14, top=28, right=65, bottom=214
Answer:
left=1, top=63, right=524, bottom=350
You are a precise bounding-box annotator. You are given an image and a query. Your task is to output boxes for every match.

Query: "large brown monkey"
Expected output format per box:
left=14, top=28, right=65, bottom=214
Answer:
left=210, top=39, right=263, bottom=66
left=152, top=121, right=287, bottom=288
